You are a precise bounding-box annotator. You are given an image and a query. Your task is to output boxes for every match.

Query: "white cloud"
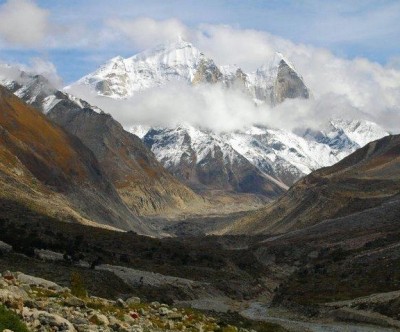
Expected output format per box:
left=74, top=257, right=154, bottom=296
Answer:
left=1, top=10, right=398, bottom=133
left=201, top=25, right=400, bottom=132
left=27, top=58, right=62, bottom=87
left=0, top=58, right=62, bottom=88
left=195, top=25, right=287, bottom=71
left=106, top=17, right=190, bottom=49
left=67, top=80, right=375, bottom=134
left=0, top=0, right=49, bottom=47
left=79, top=18, right=400, bottom=132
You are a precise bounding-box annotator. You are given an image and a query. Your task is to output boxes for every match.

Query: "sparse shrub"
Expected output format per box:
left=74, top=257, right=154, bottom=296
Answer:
left=0, top=304, right=29, bottom=332
left=70, top=271, right=88, bottom=298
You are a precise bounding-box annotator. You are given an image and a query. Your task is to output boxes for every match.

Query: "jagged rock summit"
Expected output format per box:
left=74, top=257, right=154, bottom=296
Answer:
left=0, top=44, right=389, bottom=204
left=71, top=38, right=310, bottom=105
left=68, top=40, right=388, bottom=193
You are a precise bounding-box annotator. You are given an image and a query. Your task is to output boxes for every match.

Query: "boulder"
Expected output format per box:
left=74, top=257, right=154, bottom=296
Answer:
left=116, top=298, right=127, bottom=308
left=33, top=310, right=77, bottom=331
left=88, top=313, right=109, bottom=326
left=35, top=249, right=64, bottom=262
left=63, top=296, right=86, bottom=308
left=158, top=307, right=172, bottom=316
left=126, top=296, right=141, bottom=306
left=17, top=273, right=63, bottom=292
left=0, top=241, right=12, bottom=253
left=0, top=287, right=28, bottom=309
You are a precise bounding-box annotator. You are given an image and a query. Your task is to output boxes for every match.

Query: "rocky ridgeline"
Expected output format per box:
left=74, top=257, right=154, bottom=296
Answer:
left=0, top=271, right=250, bottom=332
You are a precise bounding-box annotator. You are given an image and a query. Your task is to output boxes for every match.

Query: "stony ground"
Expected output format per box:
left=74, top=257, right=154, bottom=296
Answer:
left=0, top=270, right=256, bottom=332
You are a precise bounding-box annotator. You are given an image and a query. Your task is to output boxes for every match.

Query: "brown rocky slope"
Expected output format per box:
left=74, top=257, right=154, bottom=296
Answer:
left=4, top=73, right=205, bottom=217
left=0, top=85, right=151, bottom=234
left=222, top=134, right=400, bottom=235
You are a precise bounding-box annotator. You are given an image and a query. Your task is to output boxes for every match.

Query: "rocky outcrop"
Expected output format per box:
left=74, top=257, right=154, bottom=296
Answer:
left=47, top=107, right=203, bottom=217
left=192, top=58, right=223, bottom=84
left=0, top=85, right=149, bottom=233
left=272, top=59, right=309, bottom=104
left=223, top=134, right=400, bottom=235
left=2, top=71, right=203, bottom=217
left=0, top=270, right=245, bottom=332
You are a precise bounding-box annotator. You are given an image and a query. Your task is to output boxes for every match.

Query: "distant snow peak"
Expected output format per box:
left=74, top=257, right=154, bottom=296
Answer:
left=0, top=61, right=390, bottom=199
left=71, top=40, right=310, bottom=105
left=65, top=41, right=389, bottom=190
left=130, top=120, right=388, bottom=188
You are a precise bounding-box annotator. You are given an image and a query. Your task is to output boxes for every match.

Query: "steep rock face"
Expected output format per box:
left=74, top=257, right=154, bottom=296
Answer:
left=71, top=40, right=310, bottom=105
left=192, top=58, right=223, bottom=84
left=47, top=107, right=203, bottom=216
left=222, top=134, right=400, bottom=235
left=272, top=59, right=309, bottom=104
left=69, top=40, right=389, bottom=194
left=1, top=72, right=96, bottom=114
left=1, top=71, right=202, bottom=217
left=3, top=73, right=57, bottom=110
left=135, top=121, right=388, bottom=189
left=0, top=86, right=150, bottom=233
left=142, top=126, right=287, bottom=197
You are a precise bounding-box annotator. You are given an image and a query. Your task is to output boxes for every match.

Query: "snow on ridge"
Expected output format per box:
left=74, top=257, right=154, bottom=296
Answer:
left=329, top=119, right=389, bottom=148
left=133, top=120, right=389, bottom=187
left=70, top=39, right=308, bottom=105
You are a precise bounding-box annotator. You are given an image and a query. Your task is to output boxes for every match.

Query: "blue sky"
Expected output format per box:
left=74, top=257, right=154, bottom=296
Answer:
left=0, top=0, right=399, bottom=83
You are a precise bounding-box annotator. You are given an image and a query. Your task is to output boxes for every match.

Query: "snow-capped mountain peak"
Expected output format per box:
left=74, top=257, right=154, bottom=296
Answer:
left=132, top=120, right=389, bottom=191
left=70, top=40, right=310, bottom=104
left=1, top=59, right=390, bottom=201
left=74, top=39, right=218, bottom=98
left=128, top=38, right=202, bottom=63
left=64, top=41, right=388, bottom=197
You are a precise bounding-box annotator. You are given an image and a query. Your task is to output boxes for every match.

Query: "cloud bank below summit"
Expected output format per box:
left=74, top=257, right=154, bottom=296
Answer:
left=67, top=82, right=374, bottom=134
left=66, top=17, right=400, bottom=133
left=0, top=0, right=398, bottom=132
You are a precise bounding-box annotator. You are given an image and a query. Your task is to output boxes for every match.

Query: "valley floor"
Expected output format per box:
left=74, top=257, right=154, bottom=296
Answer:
left=0, top=197, right=399, bottom=331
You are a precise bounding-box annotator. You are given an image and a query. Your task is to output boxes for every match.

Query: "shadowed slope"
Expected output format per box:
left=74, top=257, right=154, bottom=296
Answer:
left=3, top=73, right=204, bottom=217
left=223, top=134, right=400, bottom=235
left=47, top=106, right=204, bottom=216
left=0, top=86, right=151, bottom=234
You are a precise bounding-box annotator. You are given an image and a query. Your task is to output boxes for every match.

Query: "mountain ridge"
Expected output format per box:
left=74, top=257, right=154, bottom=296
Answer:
left=0, top=69, right=207, bottom=218
left=68, top=40, right=388, bottom=196
left=70, top=39, right=310, bottom=105
left=220, top=133, right=400, bottom=235
left=0, top=85, right=152, bottom=233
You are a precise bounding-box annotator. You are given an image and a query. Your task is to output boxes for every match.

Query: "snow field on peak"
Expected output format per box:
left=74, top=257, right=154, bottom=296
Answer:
left=131, top=120, right=389, bottom=187
left=72, top=40, right=304, bottom=105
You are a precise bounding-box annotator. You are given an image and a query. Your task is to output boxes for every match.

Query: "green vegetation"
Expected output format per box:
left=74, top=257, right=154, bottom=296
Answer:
left=275, top=244, right=400, bottom=305
left=207, top=310, right=288, bottom=332
left=0, top=304, right=29, bottom=332
left=70, top=271, right=88, bottom=298
left=0, top=198, right=266, bottom=303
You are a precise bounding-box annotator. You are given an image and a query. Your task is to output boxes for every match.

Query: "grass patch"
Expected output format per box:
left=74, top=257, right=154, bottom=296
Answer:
left=205, top=310, right=288, bottom=332
left=70, top=271, right=88, bottom=298
left=30, top=285, right=63, bottom=299
left=0, top=304, right=29, bottom=332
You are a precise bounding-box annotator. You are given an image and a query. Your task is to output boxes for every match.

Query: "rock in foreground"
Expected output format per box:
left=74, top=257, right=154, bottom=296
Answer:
left=0, top=270, right=256, bottom=332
